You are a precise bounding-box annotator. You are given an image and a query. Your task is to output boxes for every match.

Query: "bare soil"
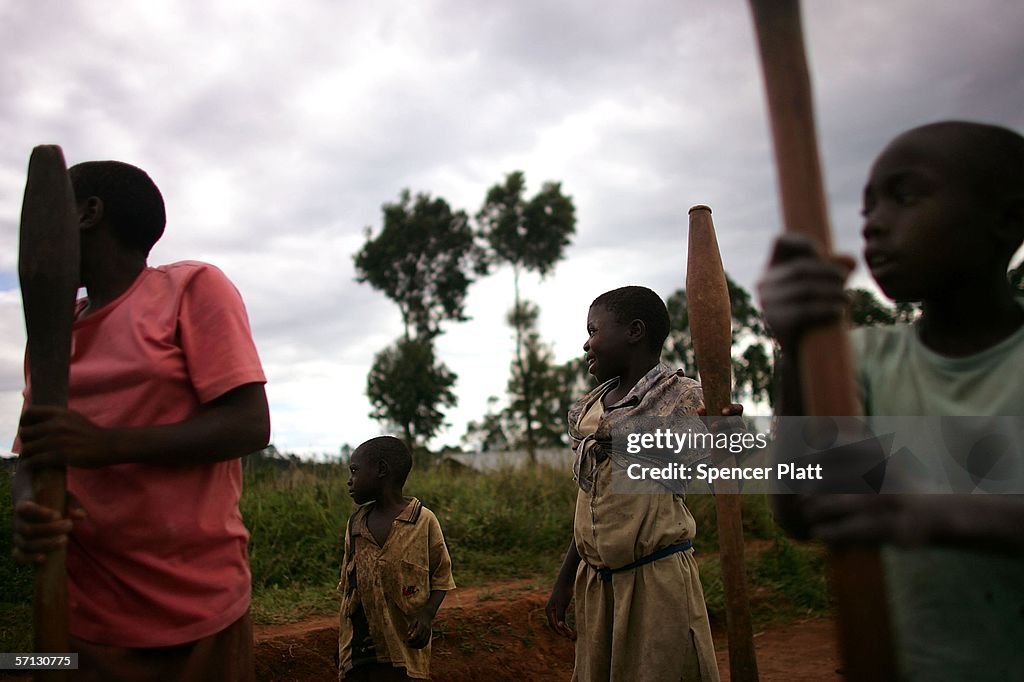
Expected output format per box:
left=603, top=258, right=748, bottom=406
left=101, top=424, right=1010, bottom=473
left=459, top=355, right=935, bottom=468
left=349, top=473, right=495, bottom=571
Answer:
left=255, top=580, right=843, bottom=681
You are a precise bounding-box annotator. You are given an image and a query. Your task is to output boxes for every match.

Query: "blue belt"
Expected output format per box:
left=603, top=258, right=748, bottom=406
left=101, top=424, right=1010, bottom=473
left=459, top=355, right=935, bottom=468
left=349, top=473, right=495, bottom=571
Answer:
left=593, top=540, right=693, bottom=582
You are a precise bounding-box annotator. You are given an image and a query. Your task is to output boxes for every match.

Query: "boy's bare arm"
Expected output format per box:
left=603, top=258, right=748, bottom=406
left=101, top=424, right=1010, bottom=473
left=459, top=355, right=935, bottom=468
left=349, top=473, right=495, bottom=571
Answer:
left=407, top=589, right=447, bottom=649
left=16, top=381, right=270, bottom=469
left=802, top=494, right=1024, bottom=553
left=11, top=382, right=269, bottom=564
left=545, top=538, right=580, bottom=640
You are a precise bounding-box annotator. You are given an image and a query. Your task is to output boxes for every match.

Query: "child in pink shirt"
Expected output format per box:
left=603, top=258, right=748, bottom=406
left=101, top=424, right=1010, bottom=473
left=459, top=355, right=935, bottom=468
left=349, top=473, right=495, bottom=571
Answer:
left=13, top=160, right=269, bottom=681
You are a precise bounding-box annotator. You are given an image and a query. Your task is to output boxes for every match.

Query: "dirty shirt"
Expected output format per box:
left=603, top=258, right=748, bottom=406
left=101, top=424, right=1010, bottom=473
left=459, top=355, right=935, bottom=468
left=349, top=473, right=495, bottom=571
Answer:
left=566, top=363, right=720, bottom=682
left=338, top=498, right=456, bottom=680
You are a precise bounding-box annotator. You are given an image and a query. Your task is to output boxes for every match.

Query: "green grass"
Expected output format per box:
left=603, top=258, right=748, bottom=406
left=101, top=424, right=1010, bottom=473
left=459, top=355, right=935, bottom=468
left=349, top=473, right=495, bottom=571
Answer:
left=1, top=458, right=829, bottom=654
left=699, top=537, right=829, bottom=626
left=249, top=584, right=341, bottom=625
left=0, top=469, right=33, bottom=653
left=242, top=461, right=579, bottom=596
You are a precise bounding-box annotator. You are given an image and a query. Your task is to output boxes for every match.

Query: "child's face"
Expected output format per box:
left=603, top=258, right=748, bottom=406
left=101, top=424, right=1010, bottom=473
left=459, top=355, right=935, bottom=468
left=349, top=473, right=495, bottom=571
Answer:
left=861, top=129, right=994, bottom=302
left=584, top=304, right=631, bottom=382
left=347, top=448, right=380, bottom=505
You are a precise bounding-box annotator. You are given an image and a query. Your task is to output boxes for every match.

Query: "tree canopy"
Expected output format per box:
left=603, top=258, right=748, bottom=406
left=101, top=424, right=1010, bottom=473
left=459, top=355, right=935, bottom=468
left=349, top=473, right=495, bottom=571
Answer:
left=354, top=189, right=483, bottom=339
left=476, top=171, right=576, bottom=278
left=664, top=274, right=775, bottom=405
left=366, top=336, right=457, bottom=448
left=476, top=171, right=576, bottom=460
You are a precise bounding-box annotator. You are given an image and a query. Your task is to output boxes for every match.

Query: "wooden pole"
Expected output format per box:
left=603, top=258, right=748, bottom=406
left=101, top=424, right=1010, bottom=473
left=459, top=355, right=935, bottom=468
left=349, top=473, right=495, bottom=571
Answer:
left=19, top=145, right=79, bottom=676
left=746, top=2, right=897, bottom=679
left=687, top=205, right=758, bottom=682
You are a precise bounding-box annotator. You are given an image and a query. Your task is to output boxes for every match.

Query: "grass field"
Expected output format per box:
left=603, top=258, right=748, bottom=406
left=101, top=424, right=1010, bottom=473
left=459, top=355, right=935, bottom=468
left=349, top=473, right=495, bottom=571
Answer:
left=0, top=456, right=828, bottom=652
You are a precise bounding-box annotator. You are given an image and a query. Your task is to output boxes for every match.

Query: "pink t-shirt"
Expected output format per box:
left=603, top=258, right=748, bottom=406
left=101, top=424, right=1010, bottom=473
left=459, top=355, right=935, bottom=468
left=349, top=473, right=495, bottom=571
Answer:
left=21, top=261, right=266, bottom=647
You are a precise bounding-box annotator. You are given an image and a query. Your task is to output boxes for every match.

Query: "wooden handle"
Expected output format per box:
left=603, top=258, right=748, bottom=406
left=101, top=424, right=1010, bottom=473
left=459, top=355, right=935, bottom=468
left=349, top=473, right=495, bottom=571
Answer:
left=19, top=144, right=79, bottom=668
left=747, top=3, right=897, bottom=679
left=687, top=205, right=759, bottom=682
left=746, top=0, right=858, bottom=416
left=687, top=206, right=732, bottom=415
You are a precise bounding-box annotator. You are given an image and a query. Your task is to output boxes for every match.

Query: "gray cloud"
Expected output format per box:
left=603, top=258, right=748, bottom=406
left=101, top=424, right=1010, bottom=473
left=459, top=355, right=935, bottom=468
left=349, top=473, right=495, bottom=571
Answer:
left=1, top=0, right=1022, bottom=454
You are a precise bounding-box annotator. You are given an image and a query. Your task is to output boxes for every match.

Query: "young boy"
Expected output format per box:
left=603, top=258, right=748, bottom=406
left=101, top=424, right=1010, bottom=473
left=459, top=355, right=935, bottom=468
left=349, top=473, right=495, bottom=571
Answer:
left=545, top=286, right=721, bottom=682
left=12, top=160, right=269, bottom=680
left=338, top=436, right=455, bottom=681
left=758, top=121, right=1024, bottom=679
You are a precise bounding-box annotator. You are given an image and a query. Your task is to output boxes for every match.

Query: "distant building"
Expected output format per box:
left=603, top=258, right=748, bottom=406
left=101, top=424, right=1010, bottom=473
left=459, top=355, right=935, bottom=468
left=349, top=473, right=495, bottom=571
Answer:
left=442, top=447, right=573, bottom=472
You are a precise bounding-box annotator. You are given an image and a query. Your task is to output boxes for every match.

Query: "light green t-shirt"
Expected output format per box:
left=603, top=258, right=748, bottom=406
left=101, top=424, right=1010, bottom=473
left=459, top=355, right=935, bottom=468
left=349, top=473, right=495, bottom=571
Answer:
left=849, top=317, right=1024, bottom=682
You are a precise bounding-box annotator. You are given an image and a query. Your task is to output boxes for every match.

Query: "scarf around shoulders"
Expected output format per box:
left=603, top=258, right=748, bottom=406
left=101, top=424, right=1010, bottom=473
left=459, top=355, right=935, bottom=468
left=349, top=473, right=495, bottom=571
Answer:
left=567, top=363, right=709, bottom=492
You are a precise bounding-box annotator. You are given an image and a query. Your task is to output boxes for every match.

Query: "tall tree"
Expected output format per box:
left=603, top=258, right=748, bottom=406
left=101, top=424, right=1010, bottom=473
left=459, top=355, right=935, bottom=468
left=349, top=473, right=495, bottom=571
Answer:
left=366, top=336, right=457, bottom=449
left=664, top=274, right=775, bottom=405
left=477, top=171, right=576, bottom=459
left=354, top=189, right=482, bottom=339
left=502, top=300, right=573, bottom=451
left=734, top=343, right=775, bottom=408
left=664, top=289, right=696, bottom=377
left=355, top=189, right=480, bottom=450
left=462, top=396, right=512, bottom=453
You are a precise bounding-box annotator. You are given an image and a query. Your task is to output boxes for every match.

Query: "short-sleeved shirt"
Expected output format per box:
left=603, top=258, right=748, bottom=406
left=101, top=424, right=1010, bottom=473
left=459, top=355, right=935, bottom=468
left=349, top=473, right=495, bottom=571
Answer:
left=850, top=318, right=1024, bottom=681
left=18, top=261, right=266, bottom=647
left=338, top=498, right=455, bottom=680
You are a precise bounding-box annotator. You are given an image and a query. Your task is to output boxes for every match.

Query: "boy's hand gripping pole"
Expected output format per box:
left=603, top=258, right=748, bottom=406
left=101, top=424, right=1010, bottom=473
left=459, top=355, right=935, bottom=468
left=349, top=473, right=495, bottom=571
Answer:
left=19, top=145, right=79, bottom=673
left=746, top=2, right=897, bottom=679
left=687, top=205, right=758, bottom=682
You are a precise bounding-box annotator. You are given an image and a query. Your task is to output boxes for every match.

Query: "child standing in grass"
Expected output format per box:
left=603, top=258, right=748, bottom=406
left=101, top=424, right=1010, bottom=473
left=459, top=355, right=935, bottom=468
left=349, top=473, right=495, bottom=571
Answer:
left=545, top=286, right=721, bottom=682
left=338, top=436, right=455, bottom=681
left=758, top=120, right=1024, bottom=679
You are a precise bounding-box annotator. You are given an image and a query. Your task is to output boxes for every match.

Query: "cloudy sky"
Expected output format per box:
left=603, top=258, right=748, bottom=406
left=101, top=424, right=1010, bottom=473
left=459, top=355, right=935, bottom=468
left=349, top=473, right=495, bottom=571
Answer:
left=2, top=1, right=1022, bottom=457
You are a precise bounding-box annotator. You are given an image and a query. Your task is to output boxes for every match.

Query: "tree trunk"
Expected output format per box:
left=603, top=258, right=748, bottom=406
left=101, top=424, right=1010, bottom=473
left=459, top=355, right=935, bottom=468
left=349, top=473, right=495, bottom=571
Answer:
left=512, top=265, right=536, bottom=463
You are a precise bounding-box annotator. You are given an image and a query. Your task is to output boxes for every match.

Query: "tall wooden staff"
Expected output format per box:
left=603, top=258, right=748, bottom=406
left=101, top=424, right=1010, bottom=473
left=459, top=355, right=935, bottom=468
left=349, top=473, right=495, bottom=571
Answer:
left=687, top=205, right=758, bottom=682
left=746, top=2, right=897, bottom=679
left=19, top=145, right=79, bottom=674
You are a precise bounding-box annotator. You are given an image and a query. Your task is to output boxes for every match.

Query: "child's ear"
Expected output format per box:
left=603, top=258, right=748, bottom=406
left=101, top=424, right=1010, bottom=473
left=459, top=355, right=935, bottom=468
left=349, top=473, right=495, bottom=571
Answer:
left=627, top=319, right=647, bottom=345
left=78, top=197, right=104, bottom=232
left=376, top=458, right=390, bottom=479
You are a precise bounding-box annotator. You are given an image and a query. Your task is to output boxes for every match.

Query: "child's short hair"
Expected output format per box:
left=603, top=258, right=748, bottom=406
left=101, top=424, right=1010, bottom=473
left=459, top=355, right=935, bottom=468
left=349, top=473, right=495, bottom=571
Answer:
left=591, top=286, right=670, bottom=352
left=909, top=121, right=1024, bottom=206
left=360, top=436, right=413, bottom=487
left=69, top=161, right=166, bottom=256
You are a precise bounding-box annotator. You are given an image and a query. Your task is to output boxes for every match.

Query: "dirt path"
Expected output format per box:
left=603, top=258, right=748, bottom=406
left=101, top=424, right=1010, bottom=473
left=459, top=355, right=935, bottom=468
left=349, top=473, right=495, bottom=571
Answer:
left=255, top=580, right=842, bottom=681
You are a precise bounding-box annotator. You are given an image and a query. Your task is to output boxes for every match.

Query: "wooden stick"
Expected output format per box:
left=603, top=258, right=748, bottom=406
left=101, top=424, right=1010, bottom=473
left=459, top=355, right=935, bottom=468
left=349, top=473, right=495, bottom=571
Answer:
left=19, top=145, right=79, bottom=672
left=687, top=205, right=758, bottom=682
left=746, top=2, right=897, bottom=679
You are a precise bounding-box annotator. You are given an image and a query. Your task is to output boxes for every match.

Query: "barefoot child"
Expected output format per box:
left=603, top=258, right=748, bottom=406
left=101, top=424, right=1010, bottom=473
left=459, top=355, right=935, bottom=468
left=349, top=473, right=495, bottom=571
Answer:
left=13, top=160, right=270, bottom=680
left=759, top=121, right=1024, bottom=679
left=338, top=436, right=455, bottom=681
left=545, top=286, right=721, bottom=682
